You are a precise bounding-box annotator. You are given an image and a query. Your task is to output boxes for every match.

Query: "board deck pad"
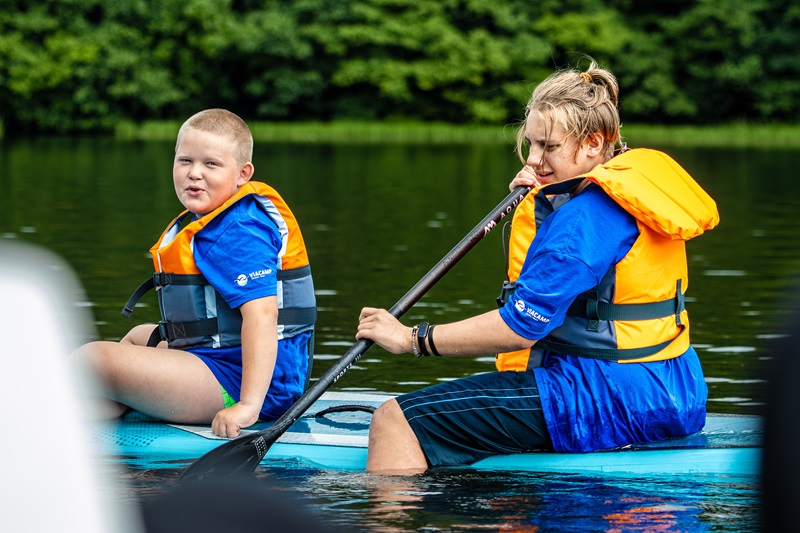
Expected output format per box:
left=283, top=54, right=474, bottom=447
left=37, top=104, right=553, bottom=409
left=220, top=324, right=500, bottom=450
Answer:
left=91, top=391, right=763, bottom=478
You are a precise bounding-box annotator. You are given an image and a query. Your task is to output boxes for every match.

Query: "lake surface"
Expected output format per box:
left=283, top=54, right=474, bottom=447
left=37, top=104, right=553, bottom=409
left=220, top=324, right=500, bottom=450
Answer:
left=3, top=137, right=798, bottom=531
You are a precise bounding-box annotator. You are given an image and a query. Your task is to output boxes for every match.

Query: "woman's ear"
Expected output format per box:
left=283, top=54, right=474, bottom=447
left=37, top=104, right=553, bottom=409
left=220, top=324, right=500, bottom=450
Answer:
left=585, top=133, right=605, bottom=158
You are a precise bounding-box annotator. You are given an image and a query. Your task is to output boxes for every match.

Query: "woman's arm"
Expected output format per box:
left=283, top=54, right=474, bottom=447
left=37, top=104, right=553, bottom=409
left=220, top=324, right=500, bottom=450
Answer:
left=356, top=308, right=535, bottom=357
left=211, top=295, right=278, bottom=438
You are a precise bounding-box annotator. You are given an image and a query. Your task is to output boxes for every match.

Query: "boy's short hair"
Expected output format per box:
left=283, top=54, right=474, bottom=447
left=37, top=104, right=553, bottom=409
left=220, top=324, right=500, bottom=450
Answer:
left=176, top=109, right=254, bottom=165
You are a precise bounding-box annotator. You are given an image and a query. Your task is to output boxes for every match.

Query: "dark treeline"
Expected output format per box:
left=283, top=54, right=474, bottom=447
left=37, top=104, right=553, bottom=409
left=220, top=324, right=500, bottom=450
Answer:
left=1, top=0, right=798, bottom=135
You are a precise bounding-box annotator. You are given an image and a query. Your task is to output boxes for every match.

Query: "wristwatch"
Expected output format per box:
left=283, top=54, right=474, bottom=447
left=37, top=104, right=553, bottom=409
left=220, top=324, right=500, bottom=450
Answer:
left=416, top=322, right=430, bottom=356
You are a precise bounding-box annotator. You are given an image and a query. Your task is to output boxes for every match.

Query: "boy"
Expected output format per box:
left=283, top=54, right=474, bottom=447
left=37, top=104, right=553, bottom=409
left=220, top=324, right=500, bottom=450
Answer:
left=74, top=109, right=316, bottom=438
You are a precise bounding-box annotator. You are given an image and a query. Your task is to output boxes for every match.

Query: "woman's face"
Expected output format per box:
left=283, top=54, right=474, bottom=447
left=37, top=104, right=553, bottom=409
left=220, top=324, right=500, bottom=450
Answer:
left=523, top=112, right=603, bottom=186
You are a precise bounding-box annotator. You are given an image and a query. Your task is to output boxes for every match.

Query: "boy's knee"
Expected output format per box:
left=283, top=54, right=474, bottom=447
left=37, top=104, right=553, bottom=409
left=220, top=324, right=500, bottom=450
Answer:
left=120, top=324, right=159, bottom=346
left=72, top=341, right=119, bottom=377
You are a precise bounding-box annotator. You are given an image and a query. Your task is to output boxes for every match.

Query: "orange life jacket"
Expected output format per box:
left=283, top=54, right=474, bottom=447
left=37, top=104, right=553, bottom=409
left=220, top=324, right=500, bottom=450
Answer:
left=496, top=149, right=719, bottom=371
left=123, top=181, right=316, bottom=349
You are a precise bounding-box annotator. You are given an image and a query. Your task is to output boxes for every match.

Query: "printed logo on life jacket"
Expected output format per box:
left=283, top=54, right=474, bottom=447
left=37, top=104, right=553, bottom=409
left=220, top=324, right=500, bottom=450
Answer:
left=515, top=299, right=550, bottom=323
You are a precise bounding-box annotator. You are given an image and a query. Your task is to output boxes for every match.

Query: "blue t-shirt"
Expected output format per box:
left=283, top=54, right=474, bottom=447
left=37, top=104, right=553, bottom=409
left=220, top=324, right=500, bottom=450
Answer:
left=188, top=195, right=310, bottom=420
left=499, top=185, right=707, bottom=453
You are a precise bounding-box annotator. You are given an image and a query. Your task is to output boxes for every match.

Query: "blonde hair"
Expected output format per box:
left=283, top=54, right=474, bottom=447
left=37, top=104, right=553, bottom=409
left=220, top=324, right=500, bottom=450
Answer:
left=516, top=60, right=620, bottom=162
left=176, top=109, right=253, bottom=165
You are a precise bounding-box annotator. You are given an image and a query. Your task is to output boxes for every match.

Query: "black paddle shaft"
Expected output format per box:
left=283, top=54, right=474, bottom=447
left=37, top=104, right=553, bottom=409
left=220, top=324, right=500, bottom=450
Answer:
left=180, top=186, right=530, bottom=481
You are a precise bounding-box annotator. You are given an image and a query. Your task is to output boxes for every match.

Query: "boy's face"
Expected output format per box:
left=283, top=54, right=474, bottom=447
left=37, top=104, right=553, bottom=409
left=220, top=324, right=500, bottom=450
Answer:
left=173, top=128, right=253, bottom=216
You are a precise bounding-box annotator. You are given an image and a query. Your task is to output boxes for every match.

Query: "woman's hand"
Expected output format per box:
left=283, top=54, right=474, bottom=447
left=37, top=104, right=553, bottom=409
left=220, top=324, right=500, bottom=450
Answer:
left=509, top=166, right=541, bottom=191
left=356, top=307, right=412, bottom=354
left=211, top=401, right=260, bottom=439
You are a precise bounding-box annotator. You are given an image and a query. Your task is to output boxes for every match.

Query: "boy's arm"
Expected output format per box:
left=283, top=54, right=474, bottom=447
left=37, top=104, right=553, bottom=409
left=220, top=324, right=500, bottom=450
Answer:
left=211, top=295, right=278, bottom=438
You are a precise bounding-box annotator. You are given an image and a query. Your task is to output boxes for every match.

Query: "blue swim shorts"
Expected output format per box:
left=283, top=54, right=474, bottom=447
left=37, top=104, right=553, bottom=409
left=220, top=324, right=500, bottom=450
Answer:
left=397, top=370, right=552, bottom=467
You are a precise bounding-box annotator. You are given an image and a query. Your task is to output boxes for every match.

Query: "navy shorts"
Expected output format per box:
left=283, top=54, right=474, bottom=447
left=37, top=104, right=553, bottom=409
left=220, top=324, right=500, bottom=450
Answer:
left=397, top=370, right=552, bottom=467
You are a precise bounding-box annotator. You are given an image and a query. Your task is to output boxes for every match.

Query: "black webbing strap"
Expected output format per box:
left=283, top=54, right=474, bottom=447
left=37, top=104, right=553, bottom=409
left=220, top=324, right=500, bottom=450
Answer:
left=153, top=273, right=208, bottom=286
left=146, top=307, right=317, bottom=347
left=567, top=285, right=686, bottom=324
left=149, top=318, right=220, bottom=347
left=277, top=264, right=312, bottom=281
left=537, top=325, right=687, bottom=361
left=278, top=306, right=317, bottom=325
left=121, top=273, right=209, bottom=317
left=146, top=325, right=163, bottom=347
left=122, top=277, right=155, bottom=317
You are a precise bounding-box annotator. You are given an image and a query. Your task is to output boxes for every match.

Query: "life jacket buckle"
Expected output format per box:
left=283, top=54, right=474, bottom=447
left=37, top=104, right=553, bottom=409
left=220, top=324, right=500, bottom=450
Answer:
left=586, top=290, right=600, bottom=332
left=675, top=279, right=685, bottom=326
left=153, top=272, right=173, bottom=287
left=158, top=322, right=169, bottom=341
left=496, top=281, right=517, bottom=307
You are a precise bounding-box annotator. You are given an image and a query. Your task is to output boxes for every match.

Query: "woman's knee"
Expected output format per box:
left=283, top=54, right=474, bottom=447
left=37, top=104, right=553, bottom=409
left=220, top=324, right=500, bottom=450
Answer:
left=370, top=398, right=405, bottom=431
left=367, top=398, right=428, bottom=472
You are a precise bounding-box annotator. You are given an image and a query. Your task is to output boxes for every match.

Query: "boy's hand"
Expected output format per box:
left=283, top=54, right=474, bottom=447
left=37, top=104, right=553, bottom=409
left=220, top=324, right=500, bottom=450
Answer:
left=211, top=402, right=260, bottom=438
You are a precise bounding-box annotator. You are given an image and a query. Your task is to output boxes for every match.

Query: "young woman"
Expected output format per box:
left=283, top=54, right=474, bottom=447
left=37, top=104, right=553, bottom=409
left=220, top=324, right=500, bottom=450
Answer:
left=356, top=61, right=719, bottom=473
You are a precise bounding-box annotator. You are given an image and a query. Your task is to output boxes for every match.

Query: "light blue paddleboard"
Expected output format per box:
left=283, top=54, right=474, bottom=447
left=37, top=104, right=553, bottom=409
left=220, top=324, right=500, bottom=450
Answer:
left=91, top=391, right=762, bottom=478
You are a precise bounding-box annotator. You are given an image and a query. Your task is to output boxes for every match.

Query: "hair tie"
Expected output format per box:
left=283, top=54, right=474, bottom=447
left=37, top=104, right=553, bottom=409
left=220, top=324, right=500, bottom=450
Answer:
left=579, top=72, right=592, bottom=84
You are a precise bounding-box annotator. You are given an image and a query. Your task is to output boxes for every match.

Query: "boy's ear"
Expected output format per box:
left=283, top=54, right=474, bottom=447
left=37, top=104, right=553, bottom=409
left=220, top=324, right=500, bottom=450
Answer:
left=238, top=162, right=255, bottom=185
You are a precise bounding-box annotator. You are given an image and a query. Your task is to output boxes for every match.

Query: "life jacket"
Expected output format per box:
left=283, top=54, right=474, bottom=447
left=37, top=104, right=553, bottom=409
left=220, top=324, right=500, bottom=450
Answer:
left=496, top=148, right=719, bottom=371
left=122, top=181, right=317, bottom=349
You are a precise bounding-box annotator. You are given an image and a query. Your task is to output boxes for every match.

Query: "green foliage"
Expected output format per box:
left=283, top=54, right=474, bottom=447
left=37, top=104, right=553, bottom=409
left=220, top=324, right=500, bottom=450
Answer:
left=660, top=0, right=767, bottom=123
left=752, top=0, right=800, bottom=120
left=0, top=0, right=797, bottom=135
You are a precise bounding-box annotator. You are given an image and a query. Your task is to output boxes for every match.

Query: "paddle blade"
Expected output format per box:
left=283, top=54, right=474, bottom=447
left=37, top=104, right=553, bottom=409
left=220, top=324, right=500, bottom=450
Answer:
left=180, top=432, right=273, bottom=483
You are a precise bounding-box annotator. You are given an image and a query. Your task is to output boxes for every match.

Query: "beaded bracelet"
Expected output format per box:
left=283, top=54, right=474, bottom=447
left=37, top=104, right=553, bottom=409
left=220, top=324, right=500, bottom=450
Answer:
left=411, top=324, right=421, bottom=357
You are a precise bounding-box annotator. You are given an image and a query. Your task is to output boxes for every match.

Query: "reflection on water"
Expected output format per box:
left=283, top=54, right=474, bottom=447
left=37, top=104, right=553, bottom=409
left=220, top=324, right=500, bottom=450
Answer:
left=3, top=138, right=795, bottom=531
left=103, top=462, right=759, bottom=532
left=284, top=468, right=758, bottom=532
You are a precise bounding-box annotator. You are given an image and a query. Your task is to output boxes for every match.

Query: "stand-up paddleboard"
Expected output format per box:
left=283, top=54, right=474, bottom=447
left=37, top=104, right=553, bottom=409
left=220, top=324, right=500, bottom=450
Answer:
left=91, top=391, right=762, bottom=478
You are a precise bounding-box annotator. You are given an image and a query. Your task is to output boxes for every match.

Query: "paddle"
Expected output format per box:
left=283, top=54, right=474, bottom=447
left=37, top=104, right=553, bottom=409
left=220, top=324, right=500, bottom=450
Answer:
left=180, top=186, right=531, bottom=482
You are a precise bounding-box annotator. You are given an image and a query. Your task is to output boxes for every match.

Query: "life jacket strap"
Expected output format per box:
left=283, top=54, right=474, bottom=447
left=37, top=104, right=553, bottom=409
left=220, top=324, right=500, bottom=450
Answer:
left=146, top=325, right=162, bottom=348
left=121, top=273, right=208, bottom=317
left=122, top=268, right=311, bottom=318
left=147, top=318, right=221, bottom=347
left=567, top=285, right=686, bottom=325
left=277, top=264, right=312, bottom=280
left=278, top=306, right=318, bottom=325
left=537, top=325, right=687, bottom=361
left=121, top=277, right=155, bottom=317
left=147, top=307, right=317, bottom=347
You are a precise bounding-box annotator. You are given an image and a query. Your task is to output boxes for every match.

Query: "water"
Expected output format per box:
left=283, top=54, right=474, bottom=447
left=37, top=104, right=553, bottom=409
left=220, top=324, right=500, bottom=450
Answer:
left=4, top=137, right=797, bottom=531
